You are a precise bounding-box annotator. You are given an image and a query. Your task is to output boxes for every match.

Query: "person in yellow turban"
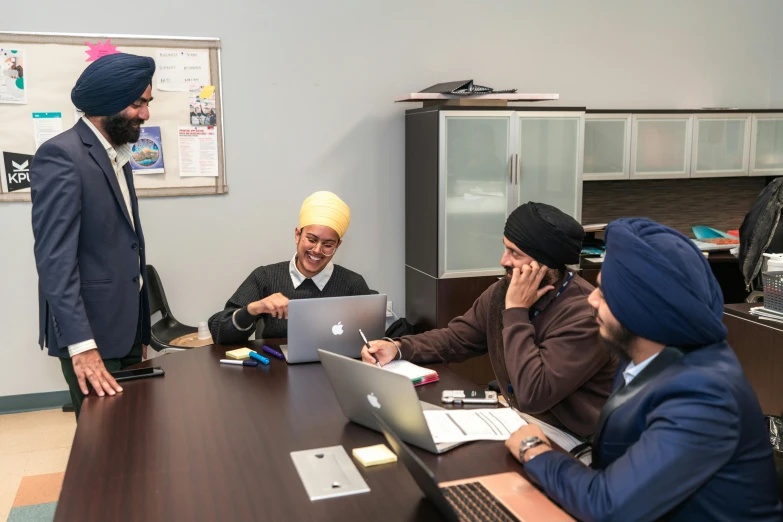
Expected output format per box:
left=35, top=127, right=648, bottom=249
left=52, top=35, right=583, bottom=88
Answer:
left=208, top=191, right=375, bottom=341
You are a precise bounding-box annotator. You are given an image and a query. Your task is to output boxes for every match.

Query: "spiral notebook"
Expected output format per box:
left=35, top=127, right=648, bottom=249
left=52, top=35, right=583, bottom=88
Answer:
left=383, top=361, right=439, bottom=386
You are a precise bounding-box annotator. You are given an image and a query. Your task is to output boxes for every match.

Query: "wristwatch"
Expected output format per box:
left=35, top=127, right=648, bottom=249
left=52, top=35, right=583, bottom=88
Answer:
left=518, top=436, right=549, bottom=464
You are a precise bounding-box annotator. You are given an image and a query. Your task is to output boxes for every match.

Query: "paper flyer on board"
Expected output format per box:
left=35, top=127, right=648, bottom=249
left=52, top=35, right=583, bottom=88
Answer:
left=32, top=112, right=63, bottom=149
left=156, top=50, right=211, bottom=92
left=189, top=85, right=218, bottom=126
left=0, top=49, right=26, bottom=104
left=130, top=126, right=165, bottom=175
left=177, top=126, right=218, bottom=177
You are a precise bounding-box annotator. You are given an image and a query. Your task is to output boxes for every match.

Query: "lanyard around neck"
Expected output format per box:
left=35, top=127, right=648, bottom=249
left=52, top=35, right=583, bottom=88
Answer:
left=530, top=271, right=574, bottom=320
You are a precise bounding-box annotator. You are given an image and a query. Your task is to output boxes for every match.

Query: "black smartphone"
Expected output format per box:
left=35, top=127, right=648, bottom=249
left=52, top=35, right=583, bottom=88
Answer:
left=110, top=367, right=165, bottom=382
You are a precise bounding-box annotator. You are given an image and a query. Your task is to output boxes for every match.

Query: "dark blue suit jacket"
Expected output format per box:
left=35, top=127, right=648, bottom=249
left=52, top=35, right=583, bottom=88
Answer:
left=525, top=341, right=782, bottom=522
left=31, top=119, right=151, bottom=359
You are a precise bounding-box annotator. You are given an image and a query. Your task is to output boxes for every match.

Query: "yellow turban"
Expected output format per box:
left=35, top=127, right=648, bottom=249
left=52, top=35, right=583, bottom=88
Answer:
left=299, top=191, right=351, bottom=238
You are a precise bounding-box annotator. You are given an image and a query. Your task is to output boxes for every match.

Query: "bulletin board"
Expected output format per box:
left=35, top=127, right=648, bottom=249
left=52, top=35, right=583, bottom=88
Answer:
left=0, top=31, right=227, bottom=202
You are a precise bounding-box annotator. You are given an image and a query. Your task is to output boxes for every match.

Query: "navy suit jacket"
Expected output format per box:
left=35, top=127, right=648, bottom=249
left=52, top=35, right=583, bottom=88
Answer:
left=30, top=119, right=151, bottom=359
left=525, top=341, right=782, bottom=522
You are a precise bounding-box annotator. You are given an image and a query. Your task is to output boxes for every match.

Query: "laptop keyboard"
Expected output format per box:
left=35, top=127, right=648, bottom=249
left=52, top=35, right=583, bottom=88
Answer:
left=440, top=482, right=519, bottom=522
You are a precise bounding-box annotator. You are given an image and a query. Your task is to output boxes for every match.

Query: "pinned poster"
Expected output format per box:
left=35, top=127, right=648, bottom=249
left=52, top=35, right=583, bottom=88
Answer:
left=84, top=39, right=120, bottom=62
left=155, top=49, right=210, bottom=92
left=1, top=151, right=33, bottom=193
left=189, top=85, right=217, bottom=126
left=177, top=126, right=218, bottom=177
left=130, top=126, right=165, bottom=175
left=0, top=49, right=26, bottom=104
left=32, top=112, right=63, bottom=149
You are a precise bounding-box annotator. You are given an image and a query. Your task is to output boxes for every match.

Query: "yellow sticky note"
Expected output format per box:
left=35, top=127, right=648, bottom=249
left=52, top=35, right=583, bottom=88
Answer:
left=225, top=347, right=254, bottom=360
left=352, top=444, right=397, bottom=468
left=200, top=85, right=216, bottom=99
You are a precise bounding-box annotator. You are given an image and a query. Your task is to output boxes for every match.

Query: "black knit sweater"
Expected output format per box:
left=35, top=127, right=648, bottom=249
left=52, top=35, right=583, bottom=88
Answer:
left=208, top=261, right=374, bottom=343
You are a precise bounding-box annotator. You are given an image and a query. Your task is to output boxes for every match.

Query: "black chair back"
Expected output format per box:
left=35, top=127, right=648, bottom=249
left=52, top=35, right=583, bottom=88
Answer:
left=146, top=265, right=170, bottom=319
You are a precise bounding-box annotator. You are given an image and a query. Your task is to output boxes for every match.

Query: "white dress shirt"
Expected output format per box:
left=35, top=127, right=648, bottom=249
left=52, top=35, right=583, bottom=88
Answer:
left=622, top=352, right=661, bottom=386
left=289, top=254, right=334, bottom=291
left=68, top=118, right=142, bottom=357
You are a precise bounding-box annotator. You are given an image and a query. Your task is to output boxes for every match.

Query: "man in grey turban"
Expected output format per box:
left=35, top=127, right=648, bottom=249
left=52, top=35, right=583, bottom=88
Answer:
left=30, top=53, right=156, bottom=419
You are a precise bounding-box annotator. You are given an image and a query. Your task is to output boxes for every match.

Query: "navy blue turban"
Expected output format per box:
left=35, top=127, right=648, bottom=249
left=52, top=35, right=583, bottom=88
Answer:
left=602, top=218, right=727, bottom=347
left=504, top=202, right=584, bottom=269
left=71, top=53, right=155, bottom=116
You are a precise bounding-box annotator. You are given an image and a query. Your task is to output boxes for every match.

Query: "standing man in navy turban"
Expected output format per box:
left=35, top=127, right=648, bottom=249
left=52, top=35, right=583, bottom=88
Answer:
left=505, top=218, right=782, bottom=521
left=31, top=53, right=156, bottom=419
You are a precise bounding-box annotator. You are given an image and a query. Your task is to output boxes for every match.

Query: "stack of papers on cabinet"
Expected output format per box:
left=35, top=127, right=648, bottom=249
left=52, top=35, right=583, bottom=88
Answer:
left=750, top=306, right=783, bottom=324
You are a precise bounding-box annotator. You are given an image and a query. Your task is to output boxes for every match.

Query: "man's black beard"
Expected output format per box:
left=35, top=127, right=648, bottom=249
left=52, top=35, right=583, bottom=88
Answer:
left=600, top=321, right=638, bottom=361
left=104, top=113, right=143, bottom=145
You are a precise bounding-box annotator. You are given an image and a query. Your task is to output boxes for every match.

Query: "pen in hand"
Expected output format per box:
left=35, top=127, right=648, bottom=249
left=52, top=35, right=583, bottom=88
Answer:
left=359, top=329, right=381, bottom=368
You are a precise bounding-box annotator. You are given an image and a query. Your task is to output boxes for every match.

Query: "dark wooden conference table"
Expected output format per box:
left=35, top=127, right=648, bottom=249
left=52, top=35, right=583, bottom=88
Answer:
left=55, top=339, right=534, bottom=521
left=723, top=303, right=783, bottom=417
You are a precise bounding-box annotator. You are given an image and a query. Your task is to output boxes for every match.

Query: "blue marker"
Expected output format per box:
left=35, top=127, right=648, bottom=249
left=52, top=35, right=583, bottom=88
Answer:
left=248, top=351, right=270, bottom=365
left=262, top=345, right=285, bottom=360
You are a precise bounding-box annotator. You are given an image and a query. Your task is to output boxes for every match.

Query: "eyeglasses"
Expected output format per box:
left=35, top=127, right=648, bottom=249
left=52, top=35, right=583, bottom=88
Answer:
left=301, top=235, right=338, bottom=256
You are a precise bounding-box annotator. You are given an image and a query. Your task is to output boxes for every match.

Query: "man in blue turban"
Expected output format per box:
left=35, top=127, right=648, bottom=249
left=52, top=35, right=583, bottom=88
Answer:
left=30, top=53, right=156, bottom=419
left=504, top=218, right=782, bottom=521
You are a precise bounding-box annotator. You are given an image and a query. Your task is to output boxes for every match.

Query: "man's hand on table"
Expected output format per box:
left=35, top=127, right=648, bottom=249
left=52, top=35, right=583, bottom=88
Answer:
left=72, top=349, right=123, bottom=397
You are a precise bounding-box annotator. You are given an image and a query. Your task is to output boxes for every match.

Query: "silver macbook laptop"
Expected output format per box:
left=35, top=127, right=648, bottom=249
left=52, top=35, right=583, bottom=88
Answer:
left=277, top=294, right=386, bottom=364
left=318, top=349, right=463, bottom=454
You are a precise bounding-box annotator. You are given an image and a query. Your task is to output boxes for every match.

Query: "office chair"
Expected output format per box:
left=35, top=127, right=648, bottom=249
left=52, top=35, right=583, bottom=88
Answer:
left=146, top=265, right=199, bottom=352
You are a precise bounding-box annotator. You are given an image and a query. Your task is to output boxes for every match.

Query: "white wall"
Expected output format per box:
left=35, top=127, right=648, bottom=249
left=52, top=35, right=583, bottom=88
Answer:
left=1, top=0, right=781, bottom=397
left=768, top=3, right=783, bottom=107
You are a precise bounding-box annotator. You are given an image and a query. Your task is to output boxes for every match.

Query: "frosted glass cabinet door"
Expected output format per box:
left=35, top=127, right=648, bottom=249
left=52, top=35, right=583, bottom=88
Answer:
left=440, top=113, right=512, bottom=276
left=631, top=115, right=693, bottom=179
left=516, top=114, right=582, bottom=220
left=691, top=115, right=750, bottom=178
left=750, top=115, right=783, bottom=176
left=583, top=115, right=631, bottom=181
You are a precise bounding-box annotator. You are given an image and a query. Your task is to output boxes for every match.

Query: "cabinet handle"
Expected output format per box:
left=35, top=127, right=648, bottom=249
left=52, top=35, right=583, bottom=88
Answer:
left=509, top=155, right=513, bottom=183
left=515, top=154, right=520, bottom=185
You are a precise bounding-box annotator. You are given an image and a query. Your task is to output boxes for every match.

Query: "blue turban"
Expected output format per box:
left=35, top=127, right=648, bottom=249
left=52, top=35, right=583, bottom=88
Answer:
left=602, top=218, right=727, bottom=347
left=71, top=53, right=155, bottom=116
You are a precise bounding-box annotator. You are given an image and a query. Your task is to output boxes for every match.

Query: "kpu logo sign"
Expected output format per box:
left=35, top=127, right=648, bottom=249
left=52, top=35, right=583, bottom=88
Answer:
left=3, top=152, right=32, bottom=192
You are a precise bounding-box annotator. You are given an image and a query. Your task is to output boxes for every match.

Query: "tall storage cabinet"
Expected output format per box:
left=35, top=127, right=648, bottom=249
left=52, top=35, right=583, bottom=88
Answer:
left=405, top=106, right=584, bottom=383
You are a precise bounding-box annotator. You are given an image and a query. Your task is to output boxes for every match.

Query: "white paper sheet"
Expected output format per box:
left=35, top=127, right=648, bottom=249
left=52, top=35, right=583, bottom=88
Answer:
left=515, top=411, right=583, bottom=451
left=32, top=112, right=63, bottom=149
left=156, top=49, right=211, bottom=92
left=423, top=408, right=526, bottom=443
left=177, top=126, right=218, bottom=177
